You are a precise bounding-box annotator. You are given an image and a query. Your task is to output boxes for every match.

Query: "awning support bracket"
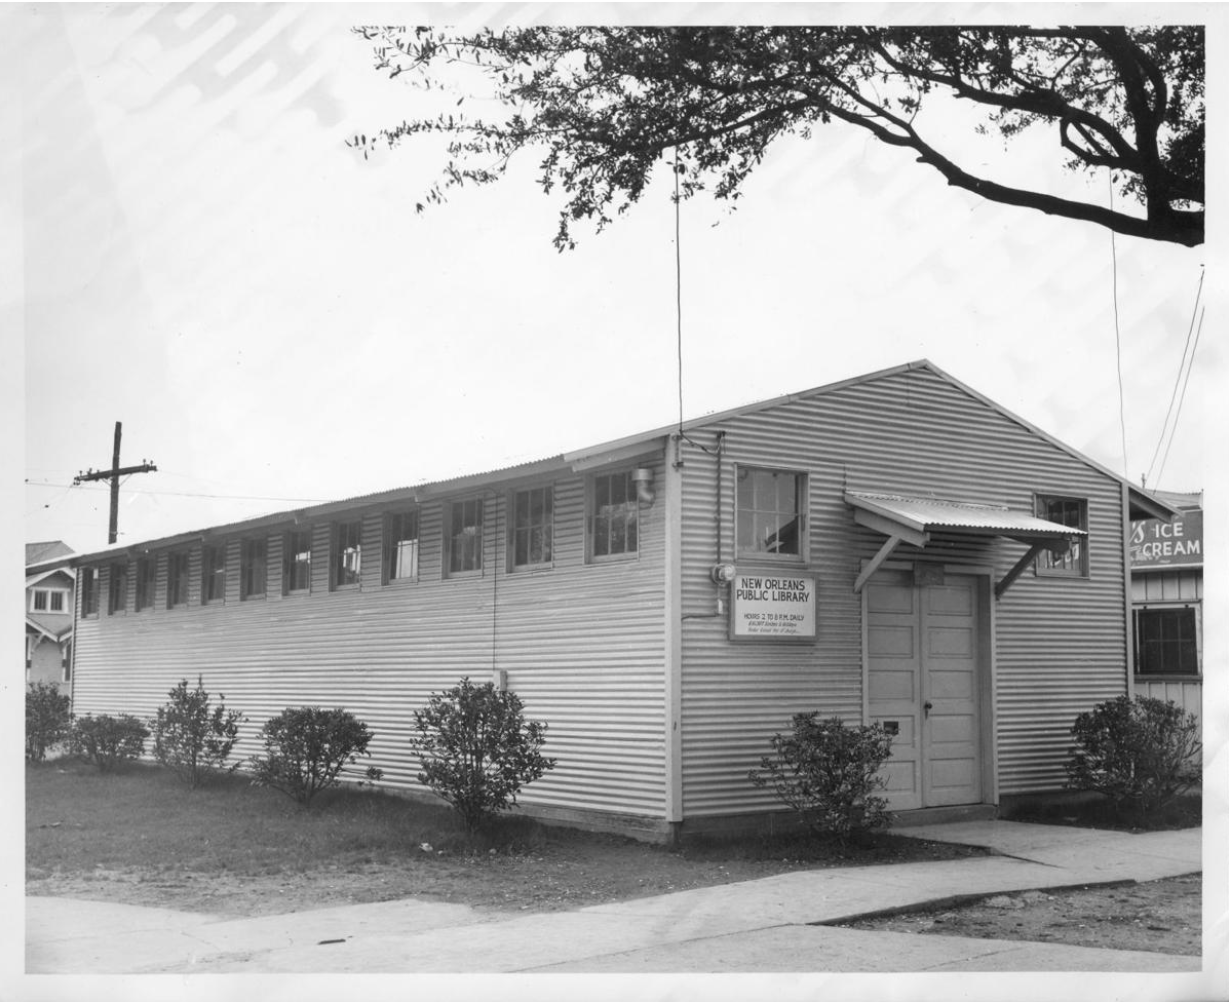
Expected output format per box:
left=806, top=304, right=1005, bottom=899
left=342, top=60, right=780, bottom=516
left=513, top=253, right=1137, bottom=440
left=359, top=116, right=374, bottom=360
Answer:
left=995, top=542, right=1047, bottom=599
left=854, top=535, right=903, bottom=594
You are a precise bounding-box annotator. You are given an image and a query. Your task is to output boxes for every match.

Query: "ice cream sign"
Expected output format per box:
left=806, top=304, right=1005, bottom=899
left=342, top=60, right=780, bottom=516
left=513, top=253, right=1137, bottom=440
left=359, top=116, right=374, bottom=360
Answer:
left=730, top=573, right=817, bottom=640
left=1130, top=509, right=1202, bottom=569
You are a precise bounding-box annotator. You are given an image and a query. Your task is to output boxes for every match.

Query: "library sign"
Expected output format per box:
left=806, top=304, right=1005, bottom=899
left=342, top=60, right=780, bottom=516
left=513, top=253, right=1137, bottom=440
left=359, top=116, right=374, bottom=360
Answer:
left=730, top=572, right=817, bottom=640
left=1130, top=509, right=1203, bottom=569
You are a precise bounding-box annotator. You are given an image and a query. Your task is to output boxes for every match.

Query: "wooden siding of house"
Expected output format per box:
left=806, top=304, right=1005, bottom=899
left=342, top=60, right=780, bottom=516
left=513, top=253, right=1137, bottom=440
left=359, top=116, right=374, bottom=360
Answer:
left=72, top=461, right=668, bottom=821
left=1131, top=568, right=1202, bottom=726
left=677, top=366, right=1131, bottom=817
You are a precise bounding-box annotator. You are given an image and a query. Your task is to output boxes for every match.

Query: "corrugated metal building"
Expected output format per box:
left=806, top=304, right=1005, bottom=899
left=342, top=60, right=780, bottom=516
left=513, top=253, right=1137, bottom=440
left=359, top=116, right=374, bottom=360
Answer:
left=66, top=361, right=1175, bottom=838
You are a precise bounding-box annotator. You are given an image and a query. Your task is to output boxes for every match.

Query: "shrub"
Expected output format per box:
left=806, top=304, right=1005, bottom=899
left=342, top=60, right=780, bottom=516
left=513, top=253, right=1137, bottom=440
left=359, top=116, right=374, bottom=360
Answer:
left=150, top=676, right=245, bottom=788
left=749, top=713, right=893, bottom=844
left=411, top=678, right=556, bottom=834
left=25, top=682, right=73, bottom=762
left=70, top=714, right=150, bottom=771
left=1065, top=694, right=1201, bottom=820
left=248, top=706, right=383, bottom=806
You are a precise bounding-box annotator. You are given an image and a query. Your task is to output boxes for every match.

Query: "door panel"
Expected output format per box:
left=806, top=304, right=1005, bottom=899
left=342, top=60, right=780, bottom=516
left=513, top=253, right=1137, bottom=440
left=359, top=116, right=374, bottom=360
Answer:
left=867, top=571, right=983, bottom=810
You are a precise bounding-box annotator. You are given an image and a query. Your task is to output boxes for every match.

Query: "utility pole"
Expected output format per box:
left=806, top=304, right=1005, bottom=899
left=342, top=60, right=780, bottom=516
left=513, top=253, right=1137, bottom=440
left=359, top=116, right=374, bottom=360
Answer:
left=73, top=421, right=158, bottom=544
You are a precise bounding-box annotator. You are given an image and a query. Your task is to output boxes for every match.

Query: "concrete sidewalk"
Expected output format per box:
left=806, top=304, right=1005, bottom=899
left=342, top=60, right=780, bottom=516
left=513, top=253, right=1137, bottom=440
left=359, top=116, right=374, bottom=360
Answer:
left=24, top=821, right=1204, bottom=976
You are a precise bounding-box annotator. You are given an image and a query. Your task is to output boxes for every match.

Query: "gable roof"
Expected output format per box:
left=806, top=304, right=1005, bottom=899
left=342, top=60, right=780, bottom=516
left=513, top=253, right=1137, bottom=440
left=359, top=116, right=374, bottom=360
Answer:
left=26, top=541, right=74, bottom=566
left=67, top=360, right=1177, bottom=564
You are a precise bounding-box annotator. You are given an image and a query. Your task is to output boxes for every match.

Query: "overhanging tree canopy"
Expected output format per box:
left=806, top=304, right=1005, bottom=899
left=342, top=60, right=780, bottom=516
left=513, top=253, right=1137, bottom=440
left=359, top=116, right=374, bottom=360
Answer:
left=352, top=25, right=1205, bottom=248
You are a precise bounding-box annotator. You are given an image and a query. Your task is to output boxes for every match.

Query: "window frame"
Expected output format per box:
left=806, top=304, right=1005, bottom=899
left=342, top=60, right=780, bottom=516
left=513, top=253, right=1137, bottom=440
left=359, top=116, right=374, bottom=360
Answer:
left=80, top=567, right=99, bottom=617
left=509, top=484, right=554, bottom=571
left=108, top=562, right=128, bottom=615
left=445, top=497, right=485, bottom=577
left=29, top=588, right=69, bottom=614
left=284, top=528, right=313, bottom=595
left=167, top=550, right=191, bottom=609
left=1134, top=604, right=1201, bottom=678
left=332, top=519, right=363, bottom=590
left=587, top=469, right=641, bottom=563
left=201, top=542, right=227, bottom=605
left=384, top=508, right=420, bottom=584
left=734, top=464, right=808, bottom=563
left=134, top=556, right=156, bottom=612
left=240, top=537, right=267, bottom=601
left=1034, top=494, right=1089, bottom=577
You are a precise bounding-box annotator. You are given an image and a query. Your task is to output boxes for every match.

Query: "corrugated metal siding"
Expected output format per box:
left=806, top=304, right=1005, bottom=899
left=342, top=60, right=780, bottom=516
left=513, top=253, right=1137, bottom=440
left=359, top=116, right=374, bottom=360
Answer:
left=678, top=367, right=1133, bottom=816
left=72, top=461, right=668, bottom=819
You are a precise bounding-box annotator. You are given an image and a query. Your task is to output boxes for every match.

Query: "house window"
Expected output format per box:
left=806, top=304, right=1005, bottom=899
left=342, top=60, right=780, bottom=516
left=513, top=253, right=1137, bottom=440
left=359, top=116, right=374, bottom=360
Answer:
left=81, top=567, right=99, bottom=616
left=590, top=471, right=639, bottom=560
left=29, top=589, right=67, bottom=613
left=108, top=562, right=128, bottom=614
left=736, top=466, right=805, bottom=558
left=241, top=538, right=267, bottom=600
left=202, top=544, right=226, bottom=604
left=284, top=530, right=313, bottom=593
left=447, top=499, right=484, bottom=574
left=135, top=557, right=155, bottom=611
left=1136, top=607, right=1199, bottom=676
left=334, top=520, right=363, bottom=589
left=1036, top=495, right=1088, bottom=576
left=167, top=551, right=191, bottom=608
left=511, top=486, right=553, bottom=569
left=385, top=510, right=419, bottom=582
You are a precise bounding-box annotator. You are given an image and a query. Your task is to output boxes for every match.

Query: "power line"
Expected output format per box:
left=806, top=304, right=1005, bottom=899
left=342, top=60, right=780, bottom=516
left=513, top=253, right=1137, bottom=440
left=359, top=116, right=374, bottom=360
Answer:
left=26, top=480, right=332, bottom=504
left=1155, top=305, right=1204, bottom=488
left=1146, top=267, right=1205, bottom=486
left=1108, top=173, right=1129, bottom=476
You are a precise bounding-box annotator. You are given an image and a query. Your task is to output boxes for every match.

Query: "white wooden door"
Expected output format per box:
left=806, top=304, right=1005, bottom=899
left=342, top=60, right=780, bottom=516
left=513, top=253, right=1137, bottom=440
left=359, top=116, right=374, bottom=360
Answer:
left=866, top=570, right=982, bottom=810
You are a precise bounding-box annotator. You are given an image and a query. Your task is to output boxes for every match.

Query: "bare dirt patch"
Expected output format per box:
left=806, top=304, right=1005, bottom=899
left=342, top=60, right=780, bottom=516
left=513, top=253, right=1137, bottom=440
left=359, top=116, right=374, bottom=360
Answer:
left=837, top=873, right=1201, bottom=957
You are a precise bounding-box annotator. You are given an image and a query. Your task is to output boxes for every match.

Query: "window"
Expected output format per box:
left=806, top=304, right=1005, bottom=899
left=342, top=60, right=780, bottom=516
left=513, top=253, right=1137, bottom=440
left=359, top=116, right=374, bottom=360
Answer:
left=29, top=588, right=67, bottom=613
left=334, top=520, right=362, bottom=589
left=202, top=544, right=226, bottom=604
left=1036, top=495, right=1088, bottom=576
left=511, top=486, right=553, bottom=569
left=241, top=538, right=267, bottom=600
left=385, top=510, right=419, bottom=582
left=135, top=557, right=155, bottom=611
left=447, top=499, right=484, bottom=574
left=81, top=567, right=99, bottom=616
left=736, top=466, right=805, bottom=558
left=108, top=562, right=128, bottom=614
left=590, top=471, right=639, bottom=560
left=167, top=551, right=191, bottom=608
left=1136, top=607, right=1199, bottom=676
left=284, top=529, right=313, bottom=593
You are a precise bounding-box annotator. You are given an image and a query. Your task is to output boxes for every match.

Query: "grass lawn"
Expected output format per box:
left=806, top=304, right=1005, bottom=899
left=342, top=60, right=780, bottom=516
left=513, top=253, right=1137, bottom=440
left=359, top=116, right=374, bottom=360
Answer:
left=27, top=758, right=985, bottom=918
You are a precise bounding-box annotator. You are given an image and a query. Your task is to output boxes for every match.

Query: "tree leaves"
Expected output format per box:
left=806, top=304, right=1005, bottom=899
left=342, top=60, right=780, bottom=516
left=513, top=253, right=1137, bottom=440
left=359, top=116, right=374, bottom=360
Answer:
left=351, top=25, right=1204, bottom=246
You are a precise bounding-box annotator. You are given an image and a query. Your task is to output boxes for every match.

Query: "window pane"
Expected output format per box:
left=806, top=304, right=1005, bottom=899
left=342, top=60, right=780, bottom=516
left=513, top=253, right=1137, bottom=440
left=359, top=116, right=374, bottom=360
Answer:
left=1137, top=608, right=1199, bottom=675
left=738, top=468, right=803, bottom=556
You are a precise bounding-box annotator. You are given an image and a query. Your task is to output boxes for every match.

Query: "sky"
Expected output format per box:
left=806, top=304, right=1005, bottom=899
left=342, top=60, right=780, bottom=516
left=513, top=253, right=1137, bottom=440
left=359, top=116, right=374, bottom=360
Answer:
left=17, top=4, right=1221, bottom=558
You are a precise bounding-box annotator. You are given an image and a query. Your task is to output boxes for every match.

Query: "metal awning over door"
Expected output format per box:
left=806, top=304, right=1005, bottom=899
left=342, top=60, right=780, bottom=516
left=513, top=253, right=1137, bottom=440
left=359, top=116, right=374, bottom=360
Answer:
left=846, top=491, right=1087, bottom=598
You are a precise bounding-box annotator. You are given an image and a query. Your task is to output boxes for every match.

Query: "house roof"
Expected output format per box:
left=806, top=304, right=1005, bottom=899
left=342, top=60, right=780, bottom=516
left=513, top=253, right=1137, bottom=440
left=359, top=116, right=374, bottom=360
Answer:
left=26, top=541, right=74, bottom=566
left=67, top=360, right=1177, bottom=565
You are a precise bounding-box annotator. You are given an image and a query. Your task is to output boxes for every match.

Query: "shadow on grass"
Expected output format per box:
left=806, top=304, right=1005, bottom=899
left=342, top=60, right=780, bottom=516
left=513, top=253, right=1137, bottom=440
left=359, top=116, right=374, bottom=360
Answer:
left=1003, top=792, right=1201, bottom=833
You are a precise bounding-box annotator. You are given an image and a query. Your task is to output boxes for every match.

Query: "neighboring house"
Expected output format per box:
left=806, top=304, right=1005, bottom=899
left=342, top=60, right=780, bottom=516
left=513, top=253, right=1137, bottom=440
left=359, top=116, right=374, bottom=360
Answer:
left=66, top=361, right=1173, bottom=839
left=1130, top=490, right=1203, bottom=729
left=26, top=541, right=77, bottom=689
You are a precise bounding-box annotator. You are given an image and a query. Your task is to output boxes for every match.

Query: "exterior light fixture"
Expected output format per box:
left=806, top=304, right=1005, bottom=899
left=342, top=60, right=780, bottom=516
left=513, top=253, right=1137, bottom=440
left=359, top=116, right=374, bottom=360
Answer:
left=632, top=468, right=656, bottom=507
